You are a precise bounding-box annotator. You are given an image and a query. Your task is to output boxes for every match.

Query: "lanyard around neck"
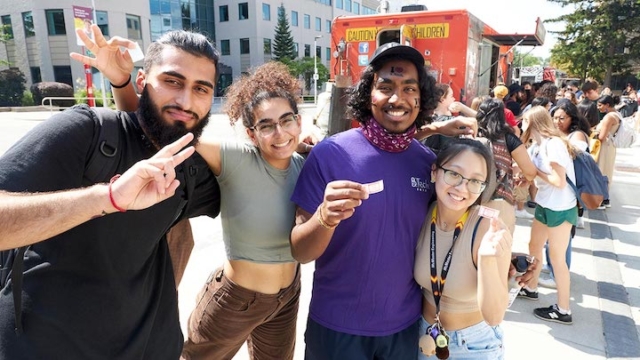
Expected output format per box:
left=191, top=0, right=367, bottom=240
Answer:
left=429, top=206, right=469, bottom=314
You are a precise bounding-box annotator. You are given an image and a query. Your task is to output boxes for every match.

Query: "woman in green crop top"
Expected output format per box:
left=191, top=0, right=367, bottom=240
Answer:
left=181, top=62, right=309, bottom=359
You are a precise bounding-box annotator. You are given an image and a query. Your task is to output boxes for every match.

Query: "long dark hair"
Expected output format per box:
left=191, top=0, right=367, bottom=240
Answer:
left=551, top=101, right=591, bottom=136
left=577, top=99, right=599, bottom=127
left=476, top=98, right=512, bottom=142
left=347, top=54, right=438, bottom=129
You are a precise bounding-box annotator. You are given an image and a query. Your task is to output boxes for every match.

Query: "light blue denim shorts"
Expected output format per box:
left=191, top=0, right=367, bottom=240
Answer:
left=418, top=316, right=504, bottom=360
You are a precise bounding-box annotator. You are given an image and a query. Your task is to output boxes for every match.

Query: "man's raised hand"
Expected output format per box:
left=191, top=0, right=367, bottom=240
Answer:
left=109, top=133, right=196, bottom=212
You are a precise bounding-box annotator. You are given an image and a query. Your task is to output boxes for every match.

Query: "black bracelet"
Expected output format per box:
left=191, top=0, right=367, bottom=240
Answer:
left=110, top=75, right=131, bottom=89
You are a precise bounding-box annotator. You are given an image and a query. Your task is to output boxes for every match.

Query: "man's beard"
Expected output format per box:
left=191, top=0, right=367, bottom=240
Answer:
left=138, top=86, right=211, bottom=149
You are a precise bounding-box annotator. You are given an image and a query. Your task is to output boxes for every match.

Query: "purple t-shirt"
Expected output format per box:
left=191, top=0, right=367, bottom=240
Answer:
left=291, top=128, right=436, bottom=336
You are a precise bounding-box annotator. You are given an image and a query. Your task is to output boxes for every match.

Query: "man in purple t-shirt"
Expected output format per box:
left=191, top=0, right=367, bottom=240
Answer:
left=290, top=43, right=476, bottom=359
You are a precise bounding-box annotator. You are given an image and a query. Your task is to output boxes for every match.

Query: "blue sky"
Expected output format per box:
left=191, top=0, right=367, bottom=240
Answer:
left=387, top=0, right=573, bottom=58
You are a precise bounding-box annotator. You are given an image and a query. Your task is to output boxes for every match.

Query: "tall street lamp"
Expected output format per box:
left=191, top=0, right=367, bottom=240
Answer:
left=314, top=35, right=322, bottom=105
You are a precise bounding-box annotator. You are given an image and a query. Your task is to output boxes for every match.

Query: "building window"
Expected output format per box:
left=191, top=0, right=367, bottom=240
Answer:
left=345, top=0, right=352, bottom=12
left=264, top=38, right=271, bottom=55
left=53, top=65, right=72, bottom=86
left=326, top=47, right=331, bottom=61
left=304, top=44, right=310, bottom=57
left=219, top=5, right=229, bottom=22
left=218, top=5, right=229, bottom=22
left=315, top=17, right=321, bottom=31
left=220, top=39, right=230, bottom=55
left=294, top=42, right=299, bottom=56
left=30, top=67, right=41, bottom=83
left=126, top=14, right=141, bottom=39
left=304, top=14, right=310, bottom=29
left=336, top=0, right=343, bottom=9
left=240, top=38, right=250, bottom=54
left=96, top=11, right=109, bottom=37
left=1, top=15, right=13, bottom=40
left=262, top=3, right=270, bottom=21
left=238, top=3, right=249, bottom=20
left=291, top=11, right=298, bottom=26
left=316, top=45, right=321, bottom=59
left=45, top=9, right=66, bottom=35
left=326, top=20, right=331, bottom=33
left=22, top=12, right=35, bottom=37
left=354, top=2, right=360, bottom=14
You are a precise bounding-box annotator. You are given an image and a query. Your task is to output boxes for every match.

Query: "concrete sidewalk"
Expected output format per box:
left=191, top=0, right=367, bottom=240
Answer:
left=178, top=144, right=640, bottom=360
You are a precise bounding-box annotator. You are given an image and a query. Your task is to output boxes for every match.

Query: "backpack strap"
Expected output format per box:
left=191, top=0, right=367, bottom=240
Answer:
left=11, top=247, right=26, bottom=334
left=86, top=107, right=122, bottom=183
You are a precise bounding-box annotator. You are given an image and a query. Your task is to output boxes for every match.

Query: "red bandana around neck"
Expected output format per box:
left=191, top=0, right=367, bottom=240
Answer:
left=361, top=117, right=416, bottom=152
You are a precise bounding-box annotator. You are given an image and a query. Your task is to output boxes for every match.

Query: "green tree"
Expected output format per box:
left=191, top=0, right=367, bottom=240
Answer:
left=513, top=48, right=544, bottom=67
left=547, top=0, right=640, bottom=86
left=0, top=68, right=26, bottom=106
left=272, top=4, right=297, bottom=62
left=291, top=57, right=329, bottom=93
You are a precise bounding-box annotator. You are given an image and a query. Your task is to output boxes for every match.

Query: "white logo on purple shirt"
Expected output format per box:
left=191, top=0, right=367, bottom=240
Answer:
left=411, top=177, right=430, bottom=192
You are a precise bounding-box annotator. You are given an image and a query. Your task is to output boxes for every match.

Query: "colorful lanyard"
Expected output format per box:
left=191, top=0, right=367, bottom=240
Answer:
left=429, top=206, right=469, bottom=314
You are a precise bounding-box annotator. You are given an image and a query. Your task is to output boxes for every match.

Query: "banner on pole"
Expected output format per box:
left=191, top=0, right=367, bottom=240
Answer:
left=72, top=5, right=94, bottom=46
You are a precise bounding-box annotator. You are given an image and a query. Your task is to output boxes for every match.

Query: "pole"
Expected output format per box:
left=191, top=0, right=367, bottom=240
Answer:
left=314, top=38, right=318, bottom=105
left=90, top=0, right=107, bottom=107
left=83, top=46, right=95, bottom=107
left=313, top=35, right=322, bottom=105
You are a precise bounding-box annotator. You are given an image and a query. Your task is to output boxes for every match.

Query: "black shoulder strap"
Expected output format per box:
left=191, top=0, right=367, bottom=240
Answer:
left=471, top=217, right=483, bottom=270
left=86, top=107, right=122, bottom=183
left=8, top=107, right=123, bottom=335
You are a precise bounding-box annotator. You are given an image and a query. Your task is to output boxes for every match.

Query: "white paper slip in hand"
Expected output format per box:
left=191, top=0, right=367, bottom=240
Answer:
left=128, top=42, right=144, bottom=62
left=363, top=180, right=384, bottom=194
left=478, top=205, right=500, bottom=219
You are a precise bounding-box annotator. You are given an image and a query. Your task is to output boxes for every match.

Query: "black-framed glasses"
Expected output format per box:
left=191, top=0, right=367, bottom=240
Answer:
left=437, top=166, right=487, bottom=194
left=249, top=114, right=300, bottom=137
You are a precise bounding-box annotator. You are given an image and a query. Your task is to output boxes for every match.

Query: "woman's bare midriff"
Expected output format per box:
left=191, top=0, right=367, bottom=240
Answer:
left=224, top=259, right=298, bottom=294
left=422, top=300, right=485, bottom=331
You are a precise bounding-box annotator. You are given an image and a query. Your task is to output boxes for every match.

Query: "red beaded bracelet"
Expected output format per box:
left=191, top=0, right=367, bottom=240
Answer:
left=109, top=174, right=127, bottom=212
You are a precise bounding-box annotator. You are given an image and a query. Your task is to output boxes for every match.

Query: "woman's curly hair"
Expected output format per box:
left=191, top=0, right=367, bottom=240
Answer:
left=223, top=61, right=301, bottom=128
left=346, top=54, right=438, bottom=129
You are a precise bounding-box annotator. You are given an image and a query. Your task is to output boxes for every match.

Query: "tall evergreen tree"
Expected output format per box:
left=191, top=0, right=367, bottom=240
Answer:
left=272, top=4, right=297, bottom=62
left=547, top=0, right=640, bottom=86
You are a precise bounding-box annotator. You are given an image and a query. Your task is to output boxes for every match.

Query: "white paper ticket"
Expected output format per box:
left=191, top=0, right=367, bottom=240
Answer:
left=128, top=42, right=144, bottom=62
left=478, top=205, right=500, bottom=219
left=363, top=180, right=384, bottom=194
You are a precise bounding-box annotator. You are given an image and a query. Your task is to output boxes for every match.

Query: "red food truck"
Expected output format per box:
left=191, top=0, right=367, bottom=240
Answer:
left=328, top=8, right=545, bottom=108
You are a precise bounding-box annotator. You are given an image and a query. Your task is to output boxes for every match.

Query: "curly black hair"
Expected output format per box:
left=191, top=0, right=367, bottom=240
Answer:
left=550, top=101, right=591, bottom=136
left=222, top=61, right=301, bottom=128
left=346, top=54, right=438, bottom=129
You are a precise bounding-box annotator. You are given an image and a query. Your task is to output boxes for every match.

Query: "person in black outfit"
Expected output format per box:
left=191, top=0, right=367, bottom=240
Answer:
left=0, top=29, right=221, bottom=359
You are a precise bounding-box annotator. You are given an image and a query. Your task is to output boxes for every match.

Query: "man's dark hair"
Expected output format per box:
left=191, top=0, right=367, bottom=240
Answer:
left=144, top=30, right=220, bottom=80
left=581, top=79, right=599, bottom=93
left=347, top=54, right=438, bottom=129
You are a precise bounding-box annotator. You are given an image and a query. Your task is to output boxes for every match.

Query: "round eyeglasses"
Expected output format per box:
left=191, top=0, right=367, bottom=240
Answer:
left=250, top=114, right=300, bottom=137
left=438, top=166, right=487, bottom=194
